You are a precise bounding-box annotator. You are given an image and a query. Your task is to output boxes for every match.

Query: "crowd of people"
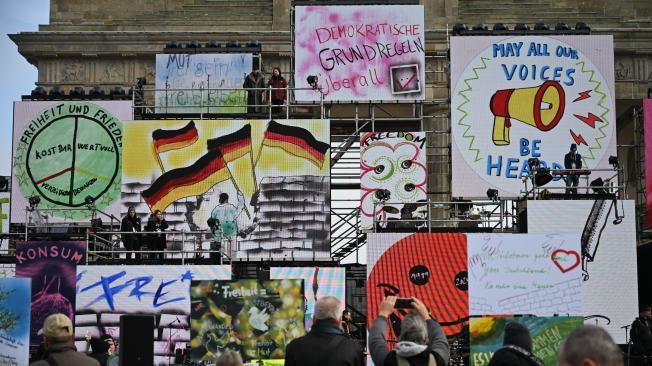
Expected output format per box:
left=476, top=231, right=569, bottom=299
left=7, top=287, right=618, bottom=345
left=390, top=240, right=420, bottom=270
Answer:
left=29, top=297, right=651, bottom=366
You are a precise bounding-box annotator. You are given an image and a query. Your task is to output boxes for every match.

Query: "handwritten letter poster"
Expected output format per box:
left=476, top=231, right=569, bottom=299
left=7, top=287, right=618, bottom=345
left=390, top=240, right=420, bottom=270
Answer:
left=468, top=233, right=582, bottom=316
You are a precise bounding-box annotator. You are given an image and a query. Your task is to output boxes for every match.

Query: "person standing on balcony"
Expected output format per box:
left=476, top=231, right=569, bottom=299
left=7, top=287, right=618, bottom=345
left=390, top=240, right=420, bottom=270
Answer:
left=244, top=62, right=266, bottom=115
left=267, top=66, right=287, bottom=116
left=120, top=206, right=142, bottom=262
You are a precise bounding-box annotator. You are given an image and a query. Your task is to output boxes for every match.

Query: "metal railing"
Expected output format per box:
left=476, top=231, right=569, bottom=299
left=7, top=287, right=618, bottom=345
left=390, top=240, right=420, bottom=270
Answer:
left=135, top=85, right=326, bottom=120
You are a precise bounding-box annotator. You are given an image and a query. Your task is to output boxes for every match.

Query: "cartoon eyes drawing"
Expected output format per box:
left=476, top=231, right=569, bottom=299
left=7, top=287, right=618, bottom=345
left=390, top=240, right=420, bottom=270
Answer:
left=401, top=160, right=412, bottom=170
left=405, top=183, right=416, bottom=192
left=374, top=165, right=385, bottom=174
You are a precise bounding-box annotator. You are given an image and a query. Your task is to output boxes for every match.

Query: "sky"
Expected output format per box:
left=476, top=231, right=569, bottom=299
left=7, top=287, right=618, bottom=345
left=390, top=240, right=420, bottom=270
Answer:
left=0, top=1, right=49, bottom=176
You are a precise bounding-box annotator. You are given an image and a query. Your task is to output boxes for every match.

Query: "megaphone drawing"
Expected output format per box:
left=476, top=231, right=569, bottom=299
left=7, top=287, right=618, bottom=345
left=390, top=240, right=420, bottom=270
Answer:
left=489, top=80, right=565, bottom=145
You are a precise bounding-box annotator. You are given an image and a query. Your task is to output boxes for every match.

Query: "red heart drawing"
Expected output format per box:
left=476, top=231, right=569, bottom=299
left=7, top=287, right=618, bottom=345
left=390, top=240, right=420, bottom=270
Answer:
left=551, top=249, right=580, bottom=273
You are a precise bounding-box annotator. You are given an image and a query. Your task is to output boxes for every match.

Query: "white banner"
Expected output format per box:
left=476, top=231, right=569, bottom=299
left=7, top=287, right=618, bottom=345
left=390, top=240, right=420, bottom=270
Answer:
left=451, top=35, right=616, bottom=197
left=155, top=53, right=253, bottom=113
left=468, top=233, right=582, bottom=316
left=528, top=200, right=638, bottom=343
left=75, top=265, right=231, bottom=365
left=294, top=5, right=425, bottom=102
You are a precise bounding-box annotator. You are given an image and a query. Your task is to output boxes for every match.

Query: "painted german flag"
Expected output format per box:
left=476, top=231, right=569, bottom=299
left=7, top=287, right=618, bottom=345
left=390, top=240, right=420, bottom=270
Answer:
left=152, top=121, right=199, bottom=153
left=206, top=124, right=252, bottom=162
left=262, top=121, right=330, bottom=168
left=141, top=149, right=230, bottom=212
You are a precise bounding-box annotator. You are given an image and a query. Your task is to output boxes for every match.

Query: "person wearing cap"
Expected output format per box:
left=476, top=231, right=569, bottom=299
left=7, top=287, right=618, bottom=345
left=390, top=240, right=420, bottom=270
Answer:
left=631, top=304, right=652, bottom=365
left=564, top=143, right=582, bottom=195
left=488, top=321, right=544, bottom=366
left=120, top=206, right=142, bottom=261
left=30, top=313, right=100, bottom=366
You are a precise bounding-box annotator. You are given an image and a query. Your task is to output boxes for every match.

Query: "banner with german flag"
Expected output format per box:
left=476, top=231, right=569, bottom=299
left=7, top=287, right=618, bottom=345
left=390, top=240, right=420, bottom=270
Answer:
left=207, top=124, right=256, bottom=199
left=152, top=121, right=199, bottom=153
left=260, top=121, right=330, bottom=168
left=207, top=124, right=252, bottom=162
left=140, top=149, right=230, bottom=212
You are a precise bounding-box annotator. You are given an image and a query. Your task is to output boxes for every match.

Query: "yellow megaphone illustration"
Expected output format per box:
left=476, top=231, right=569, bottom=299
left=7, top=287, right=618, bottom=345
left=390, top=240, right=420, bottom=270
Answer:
left=489, top=80, right=566, bottom=145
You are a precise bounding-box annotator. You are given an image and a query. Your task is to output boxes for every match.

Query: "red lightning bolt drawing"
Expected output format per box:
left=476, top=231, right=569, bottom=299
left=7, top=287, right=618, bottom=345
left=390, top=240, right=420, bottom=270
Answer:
left=574, top=113, right=603, bottom=128
left=573, top=90, right=592, bottom=102
left=570, top=130, right=588, bottom=146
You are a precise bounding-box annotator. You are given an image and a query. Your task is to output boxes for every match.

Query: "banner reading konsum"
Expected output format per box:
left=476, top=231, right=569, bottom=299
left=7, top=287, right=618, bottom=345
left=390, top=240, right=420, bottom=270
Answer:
left=294, top=5, right=425, bottom=102
left=450, top=36, right=616, bottom=197
left=11, top=101, right=131, bottom=222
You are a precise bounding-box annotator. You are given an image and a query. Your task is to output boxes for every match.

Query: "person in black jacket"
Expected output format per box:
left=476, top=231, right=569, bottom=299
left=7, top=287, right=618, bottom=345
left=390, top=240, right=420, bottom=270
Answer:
left=120, top=206, right=142, bottom=261
left=243, top=64, right=266, bottom=115
left=488, top=321, right=544, bottom=366
left=145, top=210, right=168, bottom=261
left=564, top=143, right=582, bottom=195
left=285, top=296, right=364, bottom=366
left=631, top=305, right=652, bottom=365
left=369, top=296, right=450, bottom=366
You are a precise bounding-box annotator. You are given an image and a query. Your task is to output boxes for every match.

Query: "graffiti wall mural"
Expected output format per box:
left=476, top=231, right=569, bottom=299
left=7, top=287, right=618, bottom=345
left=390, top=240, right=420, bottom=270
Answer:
left=294, top=5, right=425, bottom=101
left=450, top=35, right=616, bottom=197
left=75, top=265, right=231, bottom=365
left=15, top=241, right=85, bottom=345
left=122, top=119, right=330, bottom=260
left=367, top=233, right=468, bottom=338
left=528, top=200, right=637, bottom=343
left=155, top=53, right=253, bottom=114
left=270, top=267, right=345, bottom=330
left=0, top=278, right=31, bottom=366
left=360, top=132, right=427, bottom=231
left=11, top=101, right=131, bottom=222
left=190, top=279, right=305, bottom=362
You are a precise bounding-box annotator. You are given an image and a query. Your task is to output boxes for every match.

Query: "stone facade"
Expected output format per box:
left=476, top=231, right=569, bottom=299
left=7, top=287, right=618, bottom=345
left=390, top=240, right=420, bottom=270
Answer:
left=9, top=0, right=652, bottom=227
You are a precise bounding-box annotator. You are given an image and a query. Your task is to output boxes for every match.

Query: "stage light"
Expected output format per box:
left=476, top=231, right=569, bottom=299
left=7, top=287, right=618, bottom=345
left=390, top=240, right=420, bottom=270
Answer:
left=227, top=40, right=240, bottom=48
left=206, top=40, right=221, bottom=48
left=575, top=22, right=591, bottom=31
left=247, top=40, right=260, bottom=47
left=375, top=189, right=391, bottom=202
left=0, top=177, right=8, bottom=192
left=486, top=188, right=499, bottom=201
left=493, top=23, right=508, bottom=31
left=29, top=196, right=41, bottom=208
left=110, top=86, right=125, bottom=96
left=70, top=86, right=85, bottom=97
left=31, top=86, right=47, bottom=97
left=534, top=22, right=549, bottom=31
left=166, top=41, right=181, bottom=49
left=85, top=196, right=95, bottom=205
left=514, top=23, right=530, bottom=31
left=590, top=177, right=607, bottom=194
left=90, top=85, right=104, bottom=96
left=472, top=23, right=488, bottom=31
left=49, top=85, right=65, bottom=97
left=186, top=40, right=200, bottom=48
left=452, top=23, right=467, bottom=35
left=527, top=158, right=540, bottom=170
left=555, top=23, right=570, bottom=31
left=307, top=75, right=318, bottom=88
left=608, top=155, right=619, bottom=168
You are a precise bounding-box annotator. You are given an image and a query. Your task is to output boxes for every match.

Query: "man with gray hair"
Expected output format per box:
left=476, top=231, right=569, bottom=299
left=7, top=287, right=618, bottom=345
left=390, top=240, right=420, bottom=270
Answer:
left=558, top=325, right=623, bottom=366
left=370, top=296, right=449, bottom=366
left=285, top=296, right=364, bottom=366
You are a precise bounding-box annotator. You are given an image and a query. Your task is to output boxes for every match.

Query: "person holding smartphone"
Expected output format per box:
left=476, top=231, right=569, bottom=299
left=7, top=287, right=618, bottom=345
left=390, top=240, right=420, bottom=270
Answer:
left=369, top=296, right=450, bottom=366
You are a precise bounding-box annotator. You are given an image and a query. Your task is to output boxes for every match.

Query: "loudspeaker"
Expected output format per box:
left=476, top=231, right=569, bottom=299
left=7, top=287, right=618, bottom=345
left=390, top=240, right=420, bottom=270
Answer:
left=490, top=80, right=565, bottom=145
left=120, top=315, right=155, bottom=366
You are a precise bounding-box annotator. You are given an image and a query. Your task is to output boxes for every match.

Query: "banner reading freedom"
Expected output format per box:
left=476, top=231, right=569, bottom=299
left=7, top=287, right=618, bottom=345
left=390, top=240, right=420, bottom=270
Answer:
left=294, top=5, right=425, bottom=102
